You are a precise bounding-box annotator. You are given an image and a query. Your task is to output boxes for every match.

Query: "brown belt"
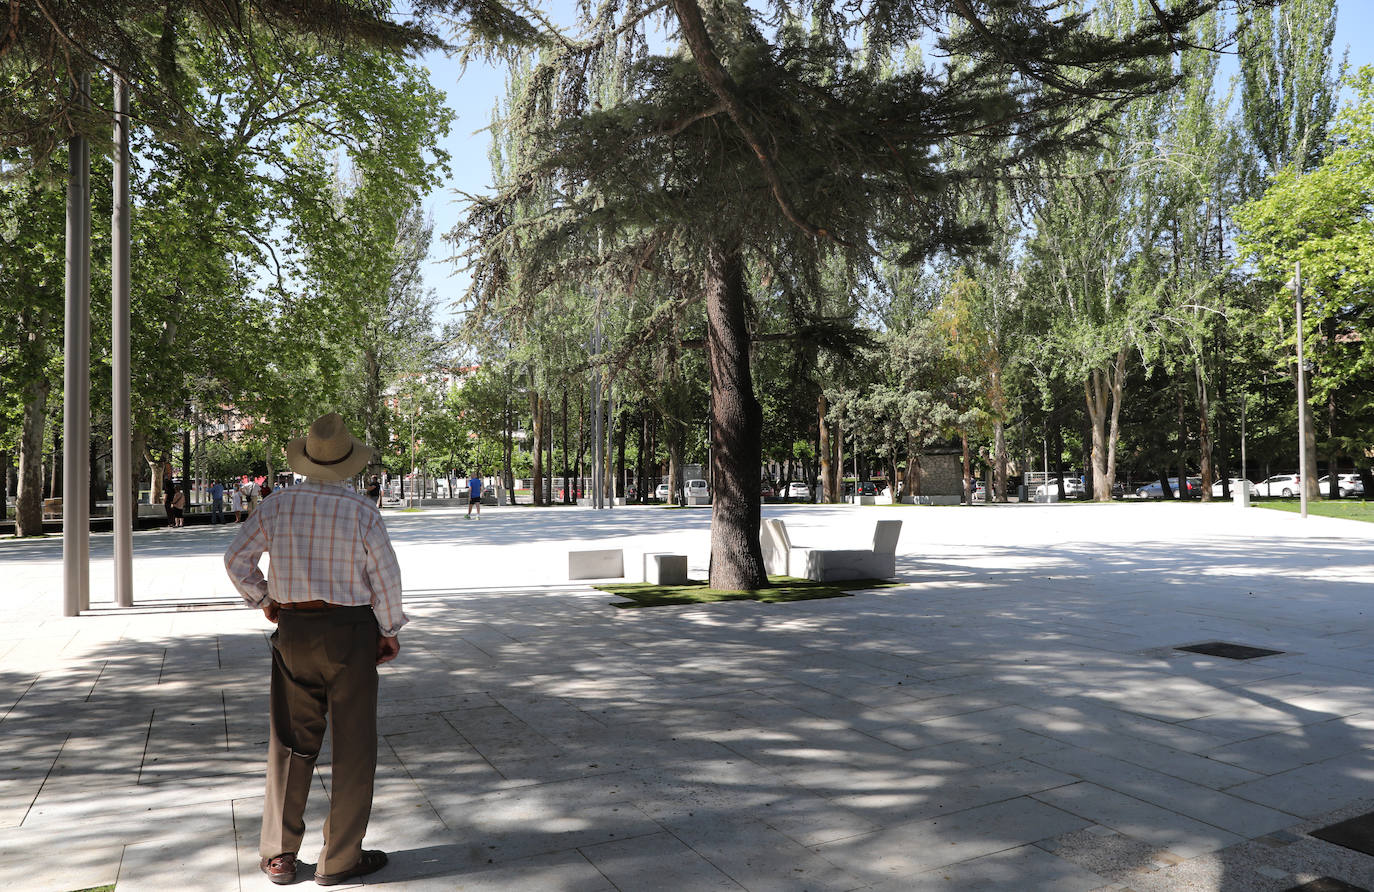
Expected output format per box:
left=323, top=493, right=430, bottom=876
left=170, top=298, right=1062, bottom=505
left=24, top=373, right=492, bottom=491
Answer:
left=278, top=599, right=335, bottom=610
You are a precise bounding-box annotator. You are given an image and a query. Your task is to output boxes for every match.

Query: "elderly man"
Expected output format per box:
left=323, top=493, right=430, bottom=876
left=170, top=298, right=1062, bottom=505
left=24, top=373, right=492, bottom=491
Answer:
left=225, top=413, right=406, bottom=886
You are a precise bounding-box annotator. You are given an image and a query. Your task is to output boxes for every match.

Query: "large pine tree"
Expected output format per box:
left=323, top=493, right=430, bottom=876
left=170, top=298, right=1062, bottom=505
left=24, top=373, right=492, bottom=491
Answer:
left=466, top=0, right=1272, bottom=589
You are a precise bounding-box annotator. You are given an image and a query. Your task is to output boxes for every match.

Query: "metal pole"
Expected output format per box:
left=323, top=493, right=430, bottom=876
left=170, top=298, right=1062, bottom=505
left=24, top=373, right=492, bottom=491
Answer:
left=113, top=75, right=133, bottom=606
left=606, top=385, right=615, bottom=508
left=1295, top=261, right=1308, bottom=519
left=64, top=71, right=92, bottom=616
left=1239, top=394, right=1247, bottom=484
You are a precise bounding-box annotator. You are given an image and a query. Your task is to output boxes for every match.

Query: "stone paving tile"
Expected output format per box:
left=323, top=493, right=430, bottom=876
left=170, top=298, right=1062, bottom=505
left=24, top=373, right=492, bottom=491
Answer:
left=1205, top=716, right=1374, bottom=776
left=662, top=812, right=866, bottom=892
left=858, top=843, right=1112, bottom=892
left=0, top=823, right=124, bottom=891
left=815, top=795, right=1091, bottom=883
left=1226, top=762, right=1374, bottom=820
left=1027, top=744, right=1300, bottom=837
left=580, top=830, right=744, bottom=890
left=1032, top=781, right=1244, bottom=859
left=6, top=504, right=1374, bottom=890
left=426, top=782, right=663, bottom=868
left=115, top=800, right=240, bottom=892
left=828, top=758, right=1079, bottom=825
left=387, top=848, right=620, bottom=891
left=0, top=732, right=64, bottom=829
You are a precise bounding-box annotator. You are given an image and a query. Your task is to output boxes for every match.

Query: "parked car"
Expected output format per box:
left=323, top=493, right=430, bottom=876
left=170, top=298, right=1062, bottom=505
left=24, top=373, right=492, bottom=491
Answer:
left=1318, top=474, right=1364, bottom=498
left=685, top=479, right=710, bottom=500
left=1135, top=477, right=1203, bottom=499
left=1256, top=474, right=1301, bottom=497
left=786, top=481, right=811, bottom=500
left=760, top=482, right=776, bottom=498
left=1034, top=478, right=1085, bottom=499
left=855, top=481, right=878, bottom=497
left=654, top=482, right=670, bottom=500
left=1210, top=478, right=1258, bottom=498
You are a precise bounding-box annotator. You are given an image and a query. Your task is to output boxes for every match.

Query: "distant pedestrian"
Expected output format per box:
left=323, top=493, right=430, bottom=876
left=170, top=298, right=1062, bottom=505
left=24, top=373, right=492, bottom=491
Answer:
left=242, top=479, right=260, bottom=514
left=170, top=487, right=186, bottom=528
left=466, top=471, right=483, bottom=519
left=210, top=480, right=225, bottom=524
left=260, top=480, right=274, bottom=500
left=231, top=484, right=244, bottom=522
left=365, top=475, right=382, bottom=507
left=224, top=412, right=403, bottom=887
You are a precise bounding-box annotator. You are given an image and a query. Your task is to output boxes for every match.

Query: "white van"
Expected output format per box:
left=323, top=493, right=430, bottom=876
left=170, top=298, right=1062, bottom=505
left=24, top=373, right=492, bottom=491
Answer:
left=685, top=479, right=710, bottom=499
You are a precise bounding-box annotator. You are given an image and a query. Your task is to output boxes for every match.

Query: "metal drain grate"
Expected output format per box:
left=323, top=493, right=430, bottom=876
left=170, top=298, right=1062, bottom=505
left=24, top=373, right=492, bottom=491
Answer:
left=1284, top=878, right=1371, bottom=892
left=1175, top=641, right=1284, bottom=660
left=1311, top=812, right=1374, bottom=859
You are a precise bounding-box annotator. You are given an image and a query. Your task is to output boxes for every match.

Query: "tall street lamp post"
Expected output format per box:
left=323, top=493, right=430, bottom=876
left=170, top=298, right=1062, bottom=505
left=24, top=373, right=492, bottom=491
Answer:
left=1289, top=261, right=1309, bottom=520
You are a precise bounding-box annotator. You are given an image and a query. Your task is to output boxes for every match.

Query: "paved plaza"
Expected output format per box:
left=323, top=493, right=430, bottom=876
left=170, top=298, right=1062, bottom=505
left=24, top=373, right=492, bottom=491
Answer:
left=3, top=501, right=1374, bottom=891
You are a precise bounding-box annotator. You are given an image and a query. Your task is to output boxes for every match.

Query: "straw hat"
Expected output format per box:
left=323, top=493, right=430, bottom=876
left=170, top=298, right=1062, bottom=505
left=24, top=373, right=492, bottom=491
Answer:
left=285, top=413, right=372, bottom=481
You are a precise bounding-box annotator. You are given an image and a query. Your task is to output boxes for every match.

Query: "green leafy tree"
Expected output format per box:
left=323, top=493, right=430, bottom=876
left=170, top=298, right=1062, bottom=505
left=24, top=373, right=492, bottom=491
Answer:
left=1235, top=66, right=1374, bottom=493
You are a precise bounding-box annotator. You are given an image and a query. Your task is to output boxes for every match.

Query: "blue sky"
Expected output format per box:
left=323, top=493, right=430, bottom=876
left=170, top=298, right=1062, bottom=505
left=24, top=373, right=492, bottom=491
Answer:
left=414, top=3, right=1374, bottom=320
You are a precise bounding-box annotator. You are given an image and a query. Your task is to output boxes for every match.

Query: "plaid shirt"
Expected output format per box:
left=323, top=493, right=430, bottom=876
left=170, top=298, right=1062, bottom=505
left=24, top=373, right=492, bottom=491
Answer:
left=224, top=479, right=407, bottom=636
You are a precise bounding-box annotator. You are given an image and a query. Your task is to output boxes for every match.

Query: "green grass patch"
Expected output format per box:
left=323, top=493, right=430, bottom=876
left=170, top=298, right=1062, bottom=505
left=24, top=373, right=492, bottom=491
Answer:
left=1255, top=500, right=1374, bottom=522
left=596, top=575, right=904, bottom=609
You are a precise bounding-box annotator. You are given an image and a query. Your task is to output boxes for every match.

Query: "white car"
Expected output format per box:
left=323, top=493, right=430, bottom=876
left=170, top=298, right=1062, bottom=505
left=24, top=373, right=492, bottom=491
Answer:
left=654, top=483, right=670, bottom=500
left=786, top=481, right=810, bottom=500
left=1256, top=474, right=1300, bottom=497
left=685, top=479, right=710, bottom=500
left=1210, top=478, right=1257, bottom=498
left=1034, top=479, right=1084, bottom=498
left=1318, top=474, right=1364, bottom=498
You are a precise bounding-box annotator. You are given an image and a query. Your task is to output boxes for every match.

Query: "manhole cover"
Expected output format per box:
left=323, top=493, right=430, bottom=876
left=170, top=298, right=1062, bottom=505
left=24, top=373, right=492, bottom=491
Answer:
left=1311, top=812, right=1374, bottom=858
left=1285, top=879, right=1371, bottom=892
left=1175, top=641, right=1284, bottom=660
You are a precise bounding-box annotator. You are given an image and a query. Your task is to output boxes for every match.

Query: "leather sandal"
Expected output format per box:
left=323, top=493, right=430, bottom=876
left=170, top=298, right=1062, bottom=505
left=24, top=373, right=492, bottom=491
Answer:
left=314, top=849, right=387, bottom=886
left=260, top=853, right=297, bottom=885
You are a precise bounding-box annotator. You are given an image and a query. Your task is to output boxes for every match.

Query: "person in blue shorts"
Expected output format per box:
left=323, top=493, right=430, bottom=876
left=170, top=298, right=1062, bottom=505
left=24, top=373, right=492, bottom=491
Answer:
left=466, top=471, right=483, bottom=519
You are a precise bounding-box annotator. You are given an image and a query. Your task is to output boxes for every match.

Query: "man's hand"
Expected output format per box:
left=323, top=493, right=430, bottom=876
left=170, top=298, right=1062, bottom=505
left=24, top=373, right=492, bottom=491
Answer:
left=262, top=600, right=281, bottom=623
left=376, top=635, right=400, bottom=665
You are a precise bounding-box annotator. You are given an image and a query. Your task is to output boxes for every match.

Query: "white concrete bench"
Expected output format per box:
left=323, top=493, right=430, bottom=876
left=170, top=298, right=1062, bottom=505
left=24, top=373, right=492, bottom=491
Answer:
left=642, top=552, right=689, bottom=585
left=568, top=548, right=624, bottom=580
left=761, top=518, right=901, bottom=581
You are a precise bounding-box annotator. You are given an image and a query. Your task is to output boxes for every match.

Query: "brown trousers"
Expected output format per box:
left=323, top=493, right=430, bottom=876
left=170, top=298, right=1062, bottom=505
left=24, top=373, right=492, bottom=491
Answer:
left=260, top=606, right=379, bottom=875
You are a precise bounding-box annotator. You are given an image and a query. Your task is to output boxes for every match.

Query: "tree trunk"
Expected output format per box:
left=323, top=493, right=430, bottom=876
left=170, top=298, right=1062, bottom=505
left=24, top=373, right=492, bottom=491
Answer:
left=1297, top=366, right=1319, bottom=500
left=574, top=391, right=586, bottom=500
left=16, top=374, right=51, bottom=536
left=0, top=450, right=9, bottom=511
left=49, top=426, right=62, bottom=499
left=818, top=393, right=834, bottom=503
left=130, top=429, right=147, bottom=527
left=704, top=241, right=766, bottom=590
left=89, top=431, right=104, bottom=512
left=615, top=412, right=626, bottom=499
left=1196, top=360, right=1213, bottom=502
left=546, top=398, right=554, bottom=504
left=1105, top=346, right=1127, bottom=499
left=1328, top=392, right=1339, bottom=500
left=667, top=424, right=682, bottom=506
left=993, top=419, right=1007, bottom=503
left=1086, top=368, right=1109, bottom=501
left=528, top=383, right=543, bottom=505
left=960, top=433, right=972, bottom=506
left=363, top=347, right=384, bottom=474
left=1052, top=423, right=1065, bottom=501
left=561, top=387, right=571, bottom=504
left=1176, top=387, right=1190, bottom=500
